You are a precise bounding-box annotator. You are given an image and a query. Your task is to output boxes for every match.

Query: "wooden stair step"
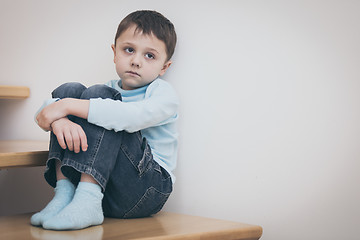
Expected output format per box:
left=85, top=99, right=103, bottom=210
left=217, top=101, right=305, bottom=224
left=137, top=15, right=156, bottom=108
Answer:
left=0, top=85, right=30, bottom=99
left=0, top=211, right=262, bottom=240
left=0, top=140, right=48, bottom=169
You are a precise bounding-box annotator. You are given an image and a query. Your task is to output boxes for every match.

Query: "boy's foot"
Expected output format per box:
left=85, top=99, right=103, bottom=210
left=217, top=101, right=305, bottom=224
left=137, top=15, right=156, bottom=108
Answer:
left=31, top=179, right=75, bottom=226
left=43, top=182, right=104, bottom=230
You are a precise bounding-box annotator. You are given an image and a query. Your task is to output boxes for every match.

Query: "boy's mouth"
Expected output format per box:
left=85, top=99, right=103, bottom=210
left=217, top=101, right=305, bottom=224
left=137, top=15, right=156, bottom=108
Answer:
left=126, top=71, right=140, bottom=77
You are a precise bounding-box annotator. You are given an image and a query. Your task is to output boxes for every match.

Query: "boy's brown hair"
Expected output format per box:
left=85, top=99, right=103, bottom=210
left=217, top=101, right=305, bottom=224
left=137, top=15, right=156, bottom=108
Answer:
left=114, top=10, right=177, bottom=61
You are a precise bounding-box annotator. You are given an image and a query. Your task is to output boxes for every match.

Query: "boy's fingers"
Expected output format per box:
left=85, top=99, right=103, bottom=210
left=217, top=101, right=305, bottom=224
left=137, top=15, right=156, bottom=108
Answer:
left=70, top=126, right=80, bottom=153
left=56, top=132, right=67, bottom=150
left=79, top=129, right=88, bottom=152
left=72, top=133, right=80, bottom=153
left=64, top=130, right=73, bottom=151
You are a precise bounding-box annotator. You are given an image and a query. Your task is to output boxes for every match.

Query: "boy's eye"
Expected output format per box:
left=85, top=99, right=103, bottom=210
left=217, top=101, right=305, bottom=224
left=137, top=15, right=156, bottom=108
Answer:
left=125, top=47, right=134, bottom=53
left=145, top=53, right=155, bottom=59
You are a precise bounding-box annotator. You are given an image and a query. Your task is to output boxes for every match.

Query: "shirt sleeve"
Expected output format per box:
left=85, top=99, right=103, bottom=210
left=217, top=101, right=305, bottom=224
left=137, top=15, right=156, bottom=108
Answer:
left=87, top=82, right=179, bottom=132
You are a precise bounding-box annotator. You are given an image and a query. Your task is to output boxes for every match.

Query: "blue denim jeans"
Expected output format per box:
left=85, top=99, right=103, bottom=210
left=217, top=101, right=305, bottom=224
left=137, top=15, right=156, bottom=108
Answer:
left=44, top=82, right=173, bottom=219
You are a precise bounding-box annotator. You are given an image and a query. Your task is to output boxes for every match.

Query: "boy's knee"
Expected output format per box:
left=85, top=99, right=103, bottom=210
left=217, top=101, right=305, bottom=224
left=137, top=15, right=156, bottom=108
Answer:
left=51, top=82, right=87, bottom=98
left=80, top=84, right=122, bottom=100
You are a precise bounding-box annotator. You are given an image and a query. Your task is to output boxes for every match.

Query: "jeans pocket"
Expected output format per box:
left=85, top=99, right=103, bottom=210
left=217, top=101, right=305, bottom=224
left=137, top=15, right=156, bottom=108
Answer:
left=121, top=137, right=153, bottom=176
left=123, top=187, right=171, bottom=219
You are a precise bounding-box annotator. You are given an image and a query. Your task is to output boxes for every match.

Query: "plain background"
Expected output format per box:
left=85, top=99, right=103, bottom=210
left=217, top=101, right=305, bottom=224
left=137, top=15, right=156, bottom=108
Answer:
left=1, top=0, right=359, bottom=239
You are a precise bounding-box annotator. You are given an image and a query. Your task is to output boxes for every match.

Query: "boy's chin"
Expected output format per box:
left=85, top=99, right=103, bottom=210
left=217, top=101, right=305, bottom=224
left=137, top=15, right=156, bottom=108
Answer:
left=121, top=78, right=155, bottom=90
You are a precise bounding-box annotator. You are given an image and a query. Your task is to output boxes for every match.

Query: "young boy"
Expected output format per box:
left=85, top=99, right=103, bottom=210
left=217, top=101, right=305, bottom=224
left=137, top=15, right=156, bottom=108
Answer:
left=31, top=10, right=178, bottom=230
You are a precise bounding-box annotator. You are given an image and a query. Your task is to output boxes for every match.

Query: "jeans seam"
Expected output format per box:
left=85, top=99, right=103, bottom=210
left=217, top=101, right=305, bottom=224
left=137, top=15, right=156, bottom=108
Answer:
left=120, top=144, right=137, bottom=171
left=89, top=128, right=106, bottom=167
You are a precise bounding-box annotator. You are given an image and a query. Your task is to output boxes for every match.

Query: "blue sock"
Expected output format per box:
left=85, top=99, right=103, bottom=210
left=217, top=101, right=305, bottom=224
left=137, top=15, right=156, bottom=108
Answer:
left=31, top=179, right=75, bottom=226
left=43, top=182, right=104, bottom=230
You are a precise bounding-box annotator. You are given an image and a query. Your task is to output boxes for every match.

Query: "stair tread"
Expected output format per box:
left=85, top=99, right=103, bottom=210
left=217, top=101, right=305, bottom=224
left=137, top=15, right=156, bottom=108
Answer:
left=0, top=212, right=263, bottom=239
left=0, top=85, right=30, bottom=99
left=0, top=140, right=48, bottom=169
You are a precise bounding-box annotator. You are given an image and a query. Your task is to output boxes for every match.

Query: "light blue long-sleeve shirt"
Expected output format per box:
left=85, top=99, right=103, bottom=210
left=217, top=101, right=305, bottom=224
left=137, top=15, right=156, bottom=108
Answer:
left=36, top=78, right=179, bottom=182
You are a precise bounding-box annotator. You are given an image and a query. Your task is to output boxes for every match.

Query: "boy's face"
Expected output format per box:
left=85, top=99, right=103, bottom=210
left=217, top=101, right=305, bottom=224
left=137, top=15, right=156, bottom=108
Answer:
left=112, top=25, right=172, bottom=90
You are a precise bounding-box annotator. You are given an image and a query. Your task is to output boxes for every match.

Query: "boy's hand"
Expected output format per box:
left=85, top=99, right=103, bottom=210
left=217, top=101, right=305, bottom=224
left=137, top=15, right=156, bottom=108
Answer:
left=51, top=117, right=88, bottom=153
left=36, top=100, right=69, bottom=131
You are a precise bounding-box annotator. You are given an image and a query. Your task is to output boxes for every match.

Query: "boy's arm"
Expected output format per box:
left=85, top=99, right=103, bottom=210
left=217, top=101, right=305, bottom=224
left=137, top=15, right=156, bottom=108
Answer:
left=88, top=84, right=179, bottom=132
left=36, top=98, right=90, bottom=131
left=36, top=80, right=178, bottom=133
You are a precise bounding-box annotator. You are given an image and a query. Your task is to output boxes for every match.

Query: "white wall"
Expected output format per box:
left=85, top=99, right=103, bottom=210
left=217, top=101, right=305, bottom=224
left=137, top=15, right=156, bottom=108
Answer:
left=1, top=0, right=359, bottom=239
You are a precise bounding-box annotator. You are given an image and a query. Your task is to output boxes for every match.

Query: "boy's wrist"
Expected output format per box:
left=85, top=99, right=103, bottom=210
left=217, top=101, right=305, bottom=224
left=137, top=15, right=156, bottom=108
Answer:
left=62, top=98, right=89, bottom=119
left=59, top=98, right=71, bottom=117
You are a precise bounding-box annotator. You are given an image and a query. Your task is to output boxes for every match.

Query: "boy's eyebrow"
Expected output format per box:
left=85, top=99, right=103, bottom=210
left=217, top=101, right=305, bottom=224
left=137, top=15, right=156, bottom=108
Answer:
left=121, top=41, right=135, bottom=46
left=146, top=47, right=160, bottom=54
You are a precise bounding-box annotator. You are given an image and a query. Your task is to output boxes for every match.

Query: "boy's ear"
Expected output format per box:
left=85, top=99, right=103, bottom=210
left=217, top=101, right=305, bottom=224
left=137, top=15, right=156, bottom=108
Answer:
left=159, top=60, right=172, bottom=76
left=111, top=44, right=116, bottom=63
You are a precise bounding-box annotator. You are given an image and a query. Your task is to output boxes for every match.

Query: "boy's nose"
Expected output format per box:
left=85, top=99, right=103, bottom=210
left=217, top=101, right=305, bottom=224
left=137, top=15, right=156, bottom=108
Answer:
left=131, top=62, right=140, bottom=67
left=131, top=55, right=141, bottom=68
